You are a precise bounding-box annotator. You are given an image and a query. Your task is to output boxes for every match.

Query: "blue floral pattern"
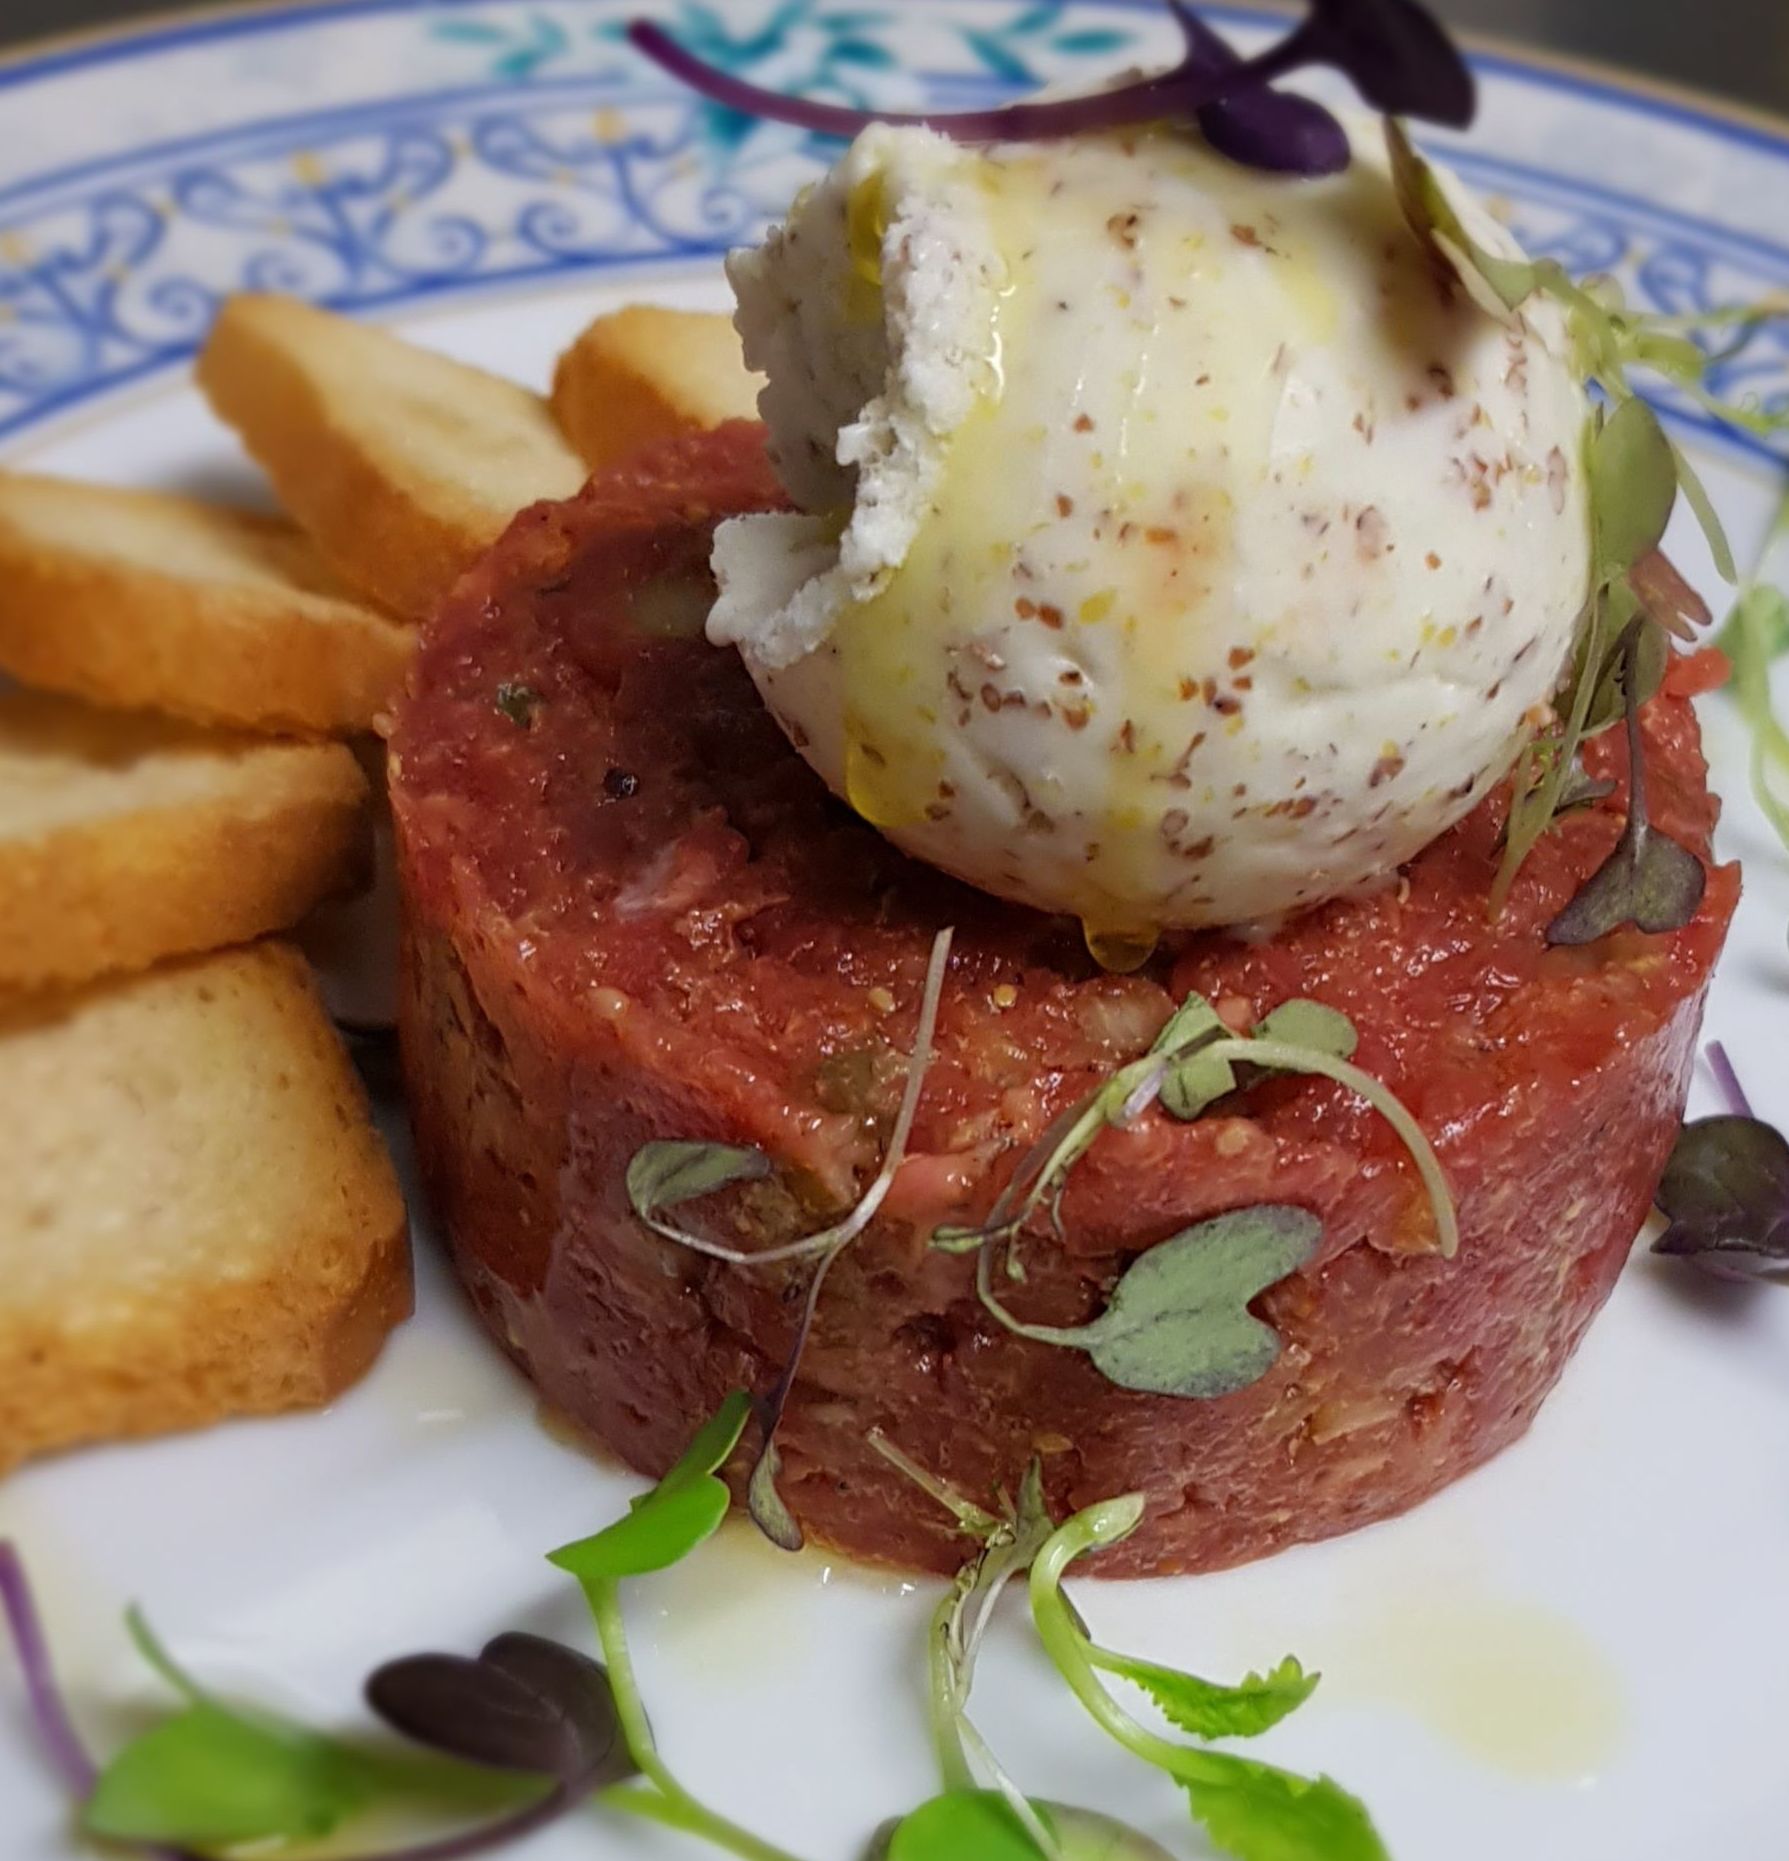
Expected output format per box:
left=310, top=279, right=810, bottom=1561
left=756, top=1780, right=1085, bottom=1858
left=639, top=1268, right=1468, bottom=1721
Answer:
left=0, top=0, right=1785, bottom=452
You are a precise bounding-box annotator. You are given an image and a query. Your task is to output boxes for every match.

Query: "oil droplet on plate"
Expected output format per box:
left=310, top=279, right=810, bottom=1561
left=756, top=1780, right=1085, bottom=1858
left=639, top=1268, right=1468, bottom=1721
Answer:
left=1344, top=1594, right=1627, bottom=1781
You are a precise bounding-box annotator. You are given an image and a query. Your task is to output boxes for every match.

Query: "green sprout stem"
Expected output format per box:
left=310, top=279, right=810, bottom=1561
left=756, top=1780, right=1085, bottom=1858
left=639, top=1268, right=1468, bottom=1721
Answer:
left=586, top=1577, right=806, bottom=1861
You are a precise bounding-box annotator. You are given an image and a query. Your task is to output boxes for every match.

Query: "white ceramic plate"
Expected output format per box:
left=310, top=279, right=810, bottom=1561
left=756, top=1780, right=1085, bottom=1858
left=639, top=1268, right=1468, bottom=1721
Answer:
left=3, top=5, right=1789, bottom=1858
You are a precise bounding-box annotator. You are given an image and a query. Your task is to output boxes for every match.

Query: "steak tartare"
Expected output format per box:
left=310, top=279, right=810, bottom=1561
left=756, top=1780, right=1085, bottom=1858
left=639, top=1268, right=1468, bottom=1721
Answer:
left=390, top=422, right=1736, bottom=1577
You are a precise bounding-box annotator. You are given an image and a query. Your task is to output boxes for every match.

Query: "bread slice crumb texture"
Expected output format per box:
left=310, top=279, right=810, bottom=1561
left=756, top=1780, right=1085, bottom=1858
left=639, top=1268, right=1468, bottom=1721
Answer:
left=0, top=942, right=411, bottom=1474
left=0, top=472, right=416, bottom=733
left=0, top=691, right=370, bottom=990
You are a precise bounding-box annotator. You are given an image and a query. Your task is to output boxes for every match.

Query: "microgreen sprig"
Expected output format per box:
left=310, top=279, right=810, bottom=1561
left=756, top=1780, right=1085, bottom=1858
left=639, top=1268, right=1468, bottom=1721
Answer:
left=1654, top=1046, right=1789, bottom=1282
left=624, top=930, right=952, bottom=1551
left=627, top=0, right=1473, bottom=180
left=937, top=993, right=1454, bottom=1401
left=5, top=1405, right=1390, bottom=1861
left=1717, top=484, right=1789, bottom=853
left=1028, top=1500, right=1389, bottom=1861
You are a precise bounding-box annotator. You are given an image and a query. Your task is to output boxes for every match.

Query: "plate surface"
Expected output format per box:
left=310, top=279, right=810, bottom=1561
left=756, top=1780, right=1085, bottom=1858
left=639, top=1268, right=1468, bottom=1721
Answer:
left=3, top=6, right=1789, bottom=1859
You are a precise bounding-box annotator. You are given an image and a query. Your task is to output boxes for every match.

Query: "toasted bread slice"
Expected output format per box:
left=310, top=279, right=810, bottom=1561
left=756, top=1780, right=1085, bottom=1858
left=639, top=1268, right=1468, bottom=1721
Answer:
left=551, top=306, right=764, bottom=472
left=0, top=691, right=371, bottom=991
left=0, top=472, right=415, bottom=733
left=198, top=295, right=589, bottom=620
left=0, top=942, right=411, bottom=1474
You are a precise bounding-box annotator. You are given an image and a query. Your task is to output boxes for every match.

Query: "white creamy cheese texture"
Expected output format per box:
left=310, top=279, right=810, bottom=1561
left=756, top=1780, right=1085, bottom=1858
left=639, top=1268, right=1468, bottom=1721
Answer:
left=709, top=118, right=1593, bottom=942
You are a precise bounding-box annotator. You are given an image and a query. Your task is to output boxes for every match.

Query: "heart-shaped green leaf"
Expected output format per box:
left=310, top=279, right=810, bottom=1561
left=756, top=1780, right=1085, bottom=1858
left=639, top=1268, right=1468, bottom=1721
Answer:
left=549, top=1391, right=751, bottom=1580
left=1591, top=397, right=1678, bottom=581
left=1068, top=1207, right=1320, bottom=1399
left=626, top=1141, right=770, bottom=1235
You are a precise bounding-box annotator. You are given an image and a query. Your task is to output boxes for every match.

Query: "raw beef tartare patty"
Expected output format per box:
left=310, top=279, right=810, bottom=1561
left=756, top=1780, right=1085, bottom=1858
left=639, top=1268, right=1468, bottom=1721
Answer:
left=390, top=422, right=1736, bottom=1577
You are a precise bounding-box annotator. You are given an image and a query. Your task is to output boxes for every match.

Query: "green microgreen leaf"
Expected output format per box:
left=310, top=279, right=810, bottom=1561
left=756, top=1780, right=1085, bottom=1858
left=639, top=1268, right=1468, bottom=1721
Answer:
left=1668, top=439, right=1738, bottom=584
left=1180, top=1758, right=1390, bottom=1861
left=1716, top=488, right=1789, bottom=852
left=1385, top=118, right=1536, bottom=316
left=85, top=1702, right=372, bottom=1847
left=1547, top=621, right=1707, bottom=944
left=1653, top=1115, right=1789, bottom=1280
left=1090, top=1651, right=1319, bottom=1742
left=1153, top=995, right=1235, bottom=1121
left=625, top=1141, right=774, bottom=1259
left=549, top=1391, right=751, bottom=1580
left=1590, top=396, right=1677, bottom=581
left=1016, top=1207, right=1321, bottom=1401
left=881, top=1793, right=1178, bottom=1860
left=1251, top=1001, right=1358, bottom=1062
left=1028, top=1500, right=1388, bottom=1861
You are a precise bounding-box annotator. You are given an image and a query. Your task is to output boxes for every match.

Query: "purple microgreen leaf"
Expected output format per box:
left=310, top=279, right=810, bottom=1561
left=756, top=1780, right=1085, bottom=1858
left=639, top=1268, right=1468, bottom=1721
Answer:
left=1629, top=550, right=1712, bottom=644
left=1168, top=4, right=1351, bottom=177
left=1548, top=622, right=1707, bottom=945
left=550, top=1391, right=752, bottom=1581
left=366, top=1635, right=628, bottom=1785
left=1296, top=0, right=1474, bottom=126
left=746, top=1435, right=805, bottom=1553
left=1654, top=1115, right=1789, bottom=1281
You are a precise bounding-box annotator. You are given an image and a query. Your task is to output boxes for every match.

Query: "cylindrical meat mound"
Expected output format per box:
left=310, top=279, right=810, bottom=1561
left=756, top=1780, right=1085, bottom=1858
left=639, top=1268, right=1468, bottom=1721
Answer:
left=390, top=423, right=1736, bottom=1578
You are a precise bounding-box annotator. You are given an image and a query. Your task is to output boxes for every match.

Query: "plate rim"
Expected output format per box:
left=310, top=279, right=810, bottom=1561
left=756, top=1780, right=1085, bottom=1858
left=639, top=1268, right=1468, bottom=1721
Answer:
left=1, top=0, right=1788, bottom=162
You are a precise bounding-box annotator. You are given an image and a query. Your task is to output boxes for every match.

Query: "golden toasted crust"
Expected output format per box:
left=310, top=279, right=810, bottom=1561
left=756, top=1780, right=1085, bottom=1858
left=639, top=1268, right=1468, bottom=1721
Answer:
left=0, top=472, right=415, bottom=733
left=198, top=294, right=589, bottom=620
left=551, top=306, right=764, bottom=472
left=0, top=691, right=372, bottom=990
left=0, top=943, right=411, bottom=1474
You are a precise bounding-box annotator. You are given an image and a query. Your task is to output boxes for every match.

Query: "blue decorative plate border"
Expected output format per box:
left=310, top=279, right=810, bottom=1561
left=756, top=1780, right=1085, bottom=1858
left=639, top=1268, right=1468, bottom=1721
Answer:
left=1, top=0, right=1786, bottom=458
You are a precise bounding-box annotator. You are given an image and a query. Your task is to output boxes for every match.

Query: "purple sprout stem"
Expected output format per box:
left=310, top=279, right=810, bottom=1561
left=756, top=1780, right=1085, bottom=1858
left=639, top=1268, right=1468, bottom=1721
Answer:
left=627, top=16, right=1314, bottom=145
left=0, top=1541, right=98, bottom=1798
left=1707, top=1041, right=1755, bottom=1120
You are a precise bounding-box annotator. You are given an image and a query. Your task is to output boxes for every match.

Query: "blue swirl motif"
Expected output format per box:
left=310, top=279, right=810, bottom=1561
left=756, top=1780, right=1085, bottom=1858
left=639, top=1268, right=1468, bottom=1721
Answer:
left=0, top=0, right=1785, bottom=448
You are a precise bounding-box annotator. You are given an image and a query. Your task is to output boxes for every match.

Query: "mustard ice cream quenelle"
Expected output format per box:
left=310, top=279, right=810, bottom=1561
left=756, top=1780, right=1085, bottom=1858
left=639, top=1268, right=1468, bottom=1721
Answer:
left=709, top=119, right=1593, bottom=956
